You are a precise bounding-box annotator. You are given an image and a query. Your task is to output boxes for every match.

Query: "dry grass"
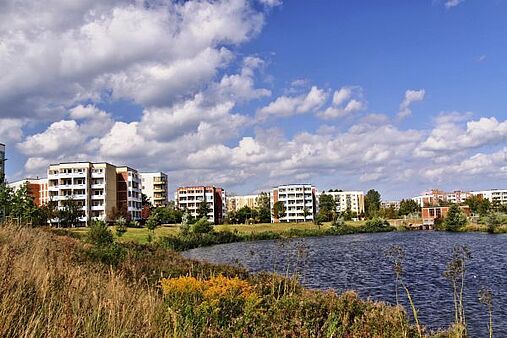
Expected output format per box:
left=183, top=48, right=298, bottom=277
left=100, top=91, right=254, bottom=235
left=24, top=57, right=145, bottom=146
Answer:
left=0, top=222, right=451, bottom=337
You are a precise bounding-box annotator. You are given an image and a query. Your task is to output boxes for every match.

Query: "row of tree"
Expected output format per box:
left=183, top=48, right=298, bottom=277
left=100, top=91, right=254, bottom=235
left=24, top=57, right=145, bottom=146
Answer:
left=0, top=183, right=85, bottom=227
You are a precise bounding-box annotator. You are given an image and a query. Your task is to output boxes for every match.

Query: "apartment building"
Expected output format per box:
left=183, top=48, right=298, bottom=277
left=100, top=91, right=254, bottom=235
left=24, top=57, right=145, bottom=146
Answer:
left=116, top=167, right=142, bottom=220
left=381, top=200, right=401, bottom=210
left=176, top=186, right=226, bottom=224
left=0, top=143, right=5, bottom=184
left=227, top=194, right=260, bottom=212
left=412, top=189, right=447, bottom=207
left=471, top=189, right=507, bottom=206
left=8, top=178, right=49, bottom=206
left=140, top=172, right=168, bottom=207
left=48, top=162, right=118, bottom=226
left=321, top=190, right=365, bottom=215
left=270, top=184, right=317, bottom=223
left=445, top=191, right=472, bottom=204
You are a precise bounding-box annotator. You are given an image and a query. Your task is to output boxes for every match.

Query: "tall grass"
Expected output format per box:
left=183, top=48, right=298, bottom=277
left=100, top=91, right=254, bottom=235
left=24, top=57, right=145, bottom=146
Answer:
left=0, top=222, right=450, bottom=337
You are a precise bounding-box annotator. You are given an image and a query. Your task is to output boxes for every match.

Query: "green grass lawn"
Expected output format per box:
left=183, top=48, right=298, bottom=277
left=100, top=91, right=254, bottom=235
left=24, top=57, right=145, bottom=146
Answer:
left=70, top=220, right=369, bottom=244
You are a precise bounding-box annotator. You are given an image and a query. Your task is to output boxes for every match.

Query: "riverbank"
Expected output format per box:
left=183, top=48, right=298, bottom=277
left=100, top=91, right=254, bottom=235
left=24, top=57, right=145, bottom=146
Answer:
left=0, top=222, right=448, bottom=337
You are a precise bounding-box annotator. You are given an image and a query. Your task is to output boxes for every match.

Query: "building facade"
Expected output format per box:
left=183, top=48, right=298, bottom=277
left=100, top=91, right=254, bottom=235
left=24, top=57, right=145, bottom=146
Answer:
left=0, top=143, right=5, bottom=184
left=140, top=172, right=168, bottom=207
left=270, top=184, right=317, bottom=223
left=321, top=190, right=365, bottom=215
left=422, top=205, right=471, bottom=226
left=471, top=189, right=507, bottom=206
left=176, top=186, right=226, bottom=224
left=8, top=178, right=49, bottom=206
left=381, top=200, right=401, bottom=210
left=227, top=194, right=260, bottom=212
left=116, top=167, right=142, bottom=220
left=48, top=162, right=118, bottom=226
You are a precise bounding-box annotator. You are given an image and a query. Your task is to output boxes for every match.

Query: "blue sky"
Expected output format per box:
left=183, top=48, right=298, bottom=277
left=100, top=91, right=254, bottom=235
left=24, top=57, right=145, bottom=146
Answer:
left=0, top=0, right=506, bottom=200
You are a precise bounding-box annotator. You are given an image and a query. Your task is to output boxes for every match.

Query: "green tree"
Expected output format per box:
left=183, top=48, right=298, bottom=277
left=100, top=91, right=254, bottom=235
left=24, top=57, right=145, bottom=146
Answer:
left=464, top=196, right=490, bottom=216
left=443, top=204, right=467, bottom=232
left=302, top=206, right=310, bottom=221
left=58, top=197, right=84, bottom=228
left=0, top=184, right=14, bottom=221
left=272, top=201, right=286, bottom=221
left=197, top=200, right=211, bottom=220
left=115, top=216, right=127, bottom=237
left=485, top=212, right=501, bottom=234
left=318, top=193, right=336, bottom=222
left=10, top=183, right=38, bottom=224
left=141, top=193, right=152, bottom=207
left=398, top=199, right=420, bottom=217
left=256, top=192, right=271, bottom=223
left=236, top=206, right=256, bottom=224
left=88, top=220, right=114, bottom=246
left=365, top=189, right=381, bottom=218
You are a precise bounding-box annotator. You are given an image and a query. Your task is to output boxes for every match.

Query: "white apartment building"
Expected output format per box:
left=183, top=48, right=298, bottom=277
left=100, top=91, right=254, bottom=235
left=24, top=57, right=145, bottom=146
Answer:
left=176, top=186, right=226, bottom=224
left=140, top=172, right=168, bottom=207
left=271, top=184, right=317, bottom=223
left=321, top=190, right=365, bottom=215
left=48, top=162, right=118, bottom=226
left=471, top=189, right=507, bottom=206
left=381, top=200, right=401, bottom=210
left=116, top=167, right=142, bottom=220
left=227, top=194, right=261, bottom=212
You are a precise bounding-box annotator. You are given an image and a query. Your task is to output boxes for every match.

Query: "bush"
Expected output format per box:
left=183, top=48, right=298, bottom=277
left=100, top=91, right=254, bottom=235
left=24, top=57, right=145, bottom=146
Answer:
left=365, top=217, right=390, bottom=228
left=87, top=220, right=114, bottom=246
left=191, top=217, right=214, bottom=234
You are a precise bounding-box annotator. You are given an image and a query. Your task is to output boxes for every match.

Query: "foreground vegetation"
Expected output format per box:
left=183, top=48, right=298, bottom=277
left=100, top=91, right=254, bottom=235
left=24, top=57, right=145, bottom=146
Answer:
left=0, top=221, right=450, bottom=338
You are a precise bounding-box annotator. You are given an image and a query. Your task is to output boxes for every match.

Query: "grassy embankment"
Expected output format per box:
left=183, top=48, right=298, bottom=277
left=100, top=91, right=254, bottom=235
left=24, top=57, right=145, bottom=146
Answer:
left=0, top=222, right=452, bottom=337
left=71, top=220, right=378, bottom=246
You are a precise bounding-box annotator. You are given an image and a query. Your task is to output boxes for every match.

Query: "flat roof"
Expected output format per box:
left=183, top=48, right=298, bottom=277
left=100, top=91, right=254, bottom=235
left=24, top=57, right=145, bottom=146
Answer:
left=49, top=161, right=116, bottom=167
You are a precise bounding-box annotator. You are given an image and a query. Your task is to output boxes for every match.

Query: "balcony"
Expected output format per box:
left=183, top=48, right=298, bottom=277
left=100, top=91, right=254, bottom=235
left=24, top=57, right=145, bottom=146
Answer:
left=91, top=183, right=105, bottom=189
left=91, top=205, right=104, bottom=211
left=91, top=195, right=105, bottom=200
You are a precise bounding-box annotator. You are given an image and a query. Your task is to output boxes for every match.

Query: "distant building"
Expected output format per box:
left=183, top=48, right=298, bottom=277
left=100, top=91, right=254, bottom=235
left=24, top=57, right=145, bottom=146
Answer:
left=471, top=189, right=507, bottom=206
left=227, top=194, right=260, bottom=212
left=412, top=189, right=447, bottom=207
left=176, top=186, right=226, bottom=224
left=321, top=190, right=365, bottom=215
left=116, top=167, right=142, bottom=220
left=422, top=205, right=471, bottom=226
left=140, top=172, right=168, bottom=207
left=0, top=143, right=5, bottom=184
left=8, top=178, right=49, bottom=206
left=381, top=200, right=401, bottom=210
left=271, top=184, right=317, bottom=223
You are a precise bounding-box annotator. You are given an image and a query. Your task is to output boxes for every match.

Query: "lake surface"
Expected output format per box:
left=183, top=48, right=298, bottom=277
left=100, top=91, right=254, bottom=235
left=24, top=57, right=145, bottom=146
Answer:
left=184, top=232, right=507, bottom=337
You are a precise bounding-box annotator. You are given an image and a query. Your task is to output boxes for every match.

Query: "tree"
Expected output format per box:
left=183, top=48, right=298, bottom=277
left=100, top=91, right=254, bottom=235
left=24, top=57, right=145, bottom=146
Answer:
left=398, top=199, right=420, bottom=217
left=197, top=200, right=211, bottom=220
left=0, top=184, right=14, bottom=221
left=58, top=197, right=84, bottom=228
left=88, top=220, right=114, bottom=246
left=115, top=216, right=127, bottom=237
left=443, top=205, right=467, bottom=232
left=302, top=206, right=310, bottom=221
left=256, top=192, right=271, bottom=223
left=486, top=212, right=501, bottom=234
left=380, top=206, right=397, bottom=219
left=464, top=196, right=490, bottom=216
left=236, top=206, right=256, bottom=224
left=141, top=193, right=152, bottom=207
left=272, top=201, right=286, bottom=221
left=365, top=189, right=381, bottom=218
left=318, top=193, right=336, bottom=222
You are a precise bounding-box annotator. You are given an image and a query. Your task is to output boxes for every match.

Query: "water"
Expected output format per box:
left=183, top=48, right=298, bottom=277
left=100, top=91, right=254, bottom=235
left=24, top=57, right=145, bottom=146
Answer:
left=183, top=232, right=507, bottom=337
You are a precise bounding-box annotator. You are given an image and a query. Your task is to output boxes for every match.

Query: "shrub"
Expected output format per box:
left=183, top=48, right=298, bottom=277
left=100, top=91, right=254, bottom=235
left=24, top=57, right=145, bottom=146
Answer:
left=191, top=217, right=214, bottom=234
left=443, top=205, right=467, bottom=232
left=365, top=217, right=390, bottom=228
left=87, top=220, right=114, bottom=246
